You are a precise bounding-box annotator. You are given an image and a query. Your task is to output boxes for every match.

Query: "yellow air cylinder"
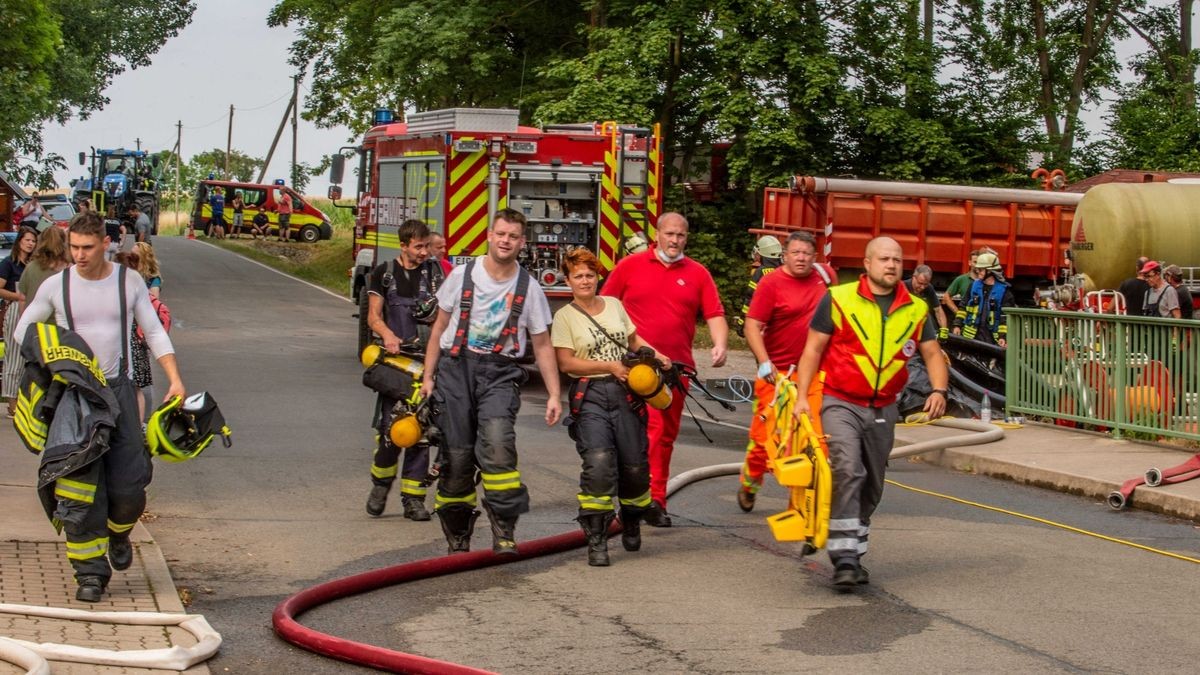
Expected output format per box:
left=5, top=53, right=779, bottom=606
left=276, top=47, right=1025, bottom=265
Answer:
left=389, top=414, right=423, bottom=448
left=1071, top=183, right=1200, bottom=291
left=627, top=363, right=672, bottom=410
left=361, top=344, right=424, bottom=378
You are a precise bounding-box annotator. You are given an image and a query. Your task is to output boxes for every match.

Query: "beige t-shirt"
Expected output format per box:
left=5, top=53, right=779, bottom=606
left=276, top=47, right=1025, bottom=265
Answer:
left=551, top=297, right=636, bottom=378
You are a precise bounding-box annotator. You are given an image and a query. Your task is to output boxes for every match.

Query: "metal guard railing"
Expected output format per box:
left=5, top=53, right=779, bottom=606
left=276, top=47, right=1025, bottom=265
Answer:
left=1006, top=308, right=1200, bottom=442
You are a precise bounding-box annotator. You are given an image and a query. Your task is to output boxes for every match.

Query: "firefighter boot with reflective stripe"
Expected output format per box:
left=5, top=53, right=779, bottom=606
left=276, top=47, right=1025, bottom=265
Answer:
left=483, top=503, right=519, bottom=555
left=402, top=496, right=431, bottom=521
left=620, top=509, right=643, bottom=552
left=578, top=513, right=614, bottom=566
left=366, top=484, right=389, bottom=517
left=108, top=535, right=133, bottom=571
left=76, top=575, right=106, bottom=603
left=437, top=505, right=479, bottom=554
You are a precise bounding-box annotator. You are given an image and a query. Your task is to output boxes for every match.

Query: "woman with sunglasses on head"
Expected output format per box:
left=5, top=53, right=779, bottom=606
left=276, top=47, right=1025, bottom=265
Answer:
left=550, top=247, right=670, bottom=567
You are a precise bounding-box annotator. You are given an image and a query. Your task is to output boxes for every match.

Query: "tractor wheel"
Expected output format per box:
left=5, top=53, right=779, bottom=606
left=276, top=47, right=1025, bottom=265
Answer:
left=299, top=224, right=320, bottom=243
left=134, top=194, right=158, bottom=235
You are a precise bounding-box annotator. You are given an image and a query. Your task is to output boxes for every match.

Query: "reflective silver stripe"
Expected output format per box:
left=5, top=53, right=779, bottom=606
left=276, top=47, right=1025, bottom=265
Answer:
left=857, top=541, right=869, bottom=553
left=828, top=518, right=860, bottom=530
left=826, top=537, right=859, bottom=552
left=858, top=524, right=870, bottom=536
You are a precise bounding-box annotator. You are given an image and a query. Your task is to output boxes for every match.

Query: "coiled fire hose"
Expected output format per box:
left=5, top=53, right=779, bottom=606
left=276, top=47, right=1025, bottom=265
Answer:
left=271, top=418, right=1003, bottom=674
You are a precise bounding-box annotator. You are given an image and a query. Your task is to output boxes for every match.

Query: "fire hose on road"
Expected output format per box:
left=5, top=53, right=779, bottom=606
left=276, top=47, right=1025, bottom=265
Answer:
left=271, top=418, right=1003, bottom=674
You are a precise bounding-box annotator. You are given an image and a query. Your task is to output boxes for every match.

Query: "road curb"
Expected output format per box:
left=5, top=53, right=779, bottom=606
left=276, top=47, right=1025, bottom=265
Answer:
left=922, top=446, right=1200, bottom=523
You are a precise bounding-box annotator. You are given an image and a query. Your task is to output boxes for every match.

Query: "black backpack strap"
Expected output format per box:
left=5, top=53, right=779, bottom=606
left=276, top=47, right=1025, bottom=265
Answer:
left=118, top=265, right=128, bottom=377
left=493, top=269, right=531, bottom=355
left=448, top=259, right=476, bottom=357
left=62, top=268, right=74, bottom=331
left=570, top=300, right=628, bottom=355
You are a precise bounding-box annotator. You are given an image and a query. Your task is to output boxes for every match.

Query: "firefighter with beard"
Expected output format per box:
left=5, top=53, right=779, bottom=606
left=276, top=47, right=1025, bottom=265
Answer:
left=421, top=209, right=561, bottom=554
left=364, top=219, right=444, bottom=521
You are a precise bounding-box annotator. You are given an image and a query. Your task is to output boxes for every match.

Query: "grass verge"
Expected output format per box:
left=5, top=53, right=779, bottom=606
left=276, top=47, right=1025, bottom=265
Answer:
left=208, top=233, right=353, bottom=297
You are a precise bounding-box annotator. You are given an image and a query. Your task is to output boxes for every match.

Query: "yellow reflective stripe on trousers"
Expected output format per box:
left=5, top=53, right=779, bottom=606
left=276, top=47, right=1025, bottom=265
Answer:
left=400, top=479, right=427, bottom=496
left=370, top=463, right=398, bottom=480
left=481, top=470, right=521, bottom=492
left=435, top=492, right=478, bottom=508
left=618, top=490, right=653, bottom=508
left=65, top=537, right=109, bottom=560
left=577, top=494, right=614, bottom=511
left=55, top=478, right=97, bottom=504
left=107, top=519, right=136, bottom=534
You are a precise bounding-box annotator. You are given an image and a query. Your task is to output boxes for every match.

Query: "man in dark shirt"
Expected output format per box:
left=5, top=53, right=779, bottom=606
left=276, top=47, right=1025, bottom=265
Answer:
left=1117, top=256, right=1150, bottom=316
left=904, top=264, right=948, bottom=339
left=1164, top=265, right=1195, bottom=319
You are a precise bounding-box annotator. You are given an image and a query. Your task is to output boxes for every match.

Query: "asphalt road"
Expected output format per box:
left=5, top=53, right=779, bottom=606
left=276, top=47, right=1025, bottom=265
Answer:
left=147, top=237, right=1200, bottom=673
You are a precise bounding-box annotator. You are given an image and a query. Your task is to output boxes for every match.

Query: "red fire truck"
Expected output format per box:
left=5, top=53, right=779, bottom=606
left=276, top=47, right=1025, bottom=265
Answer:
left=328, top=108, right=664, bottom=351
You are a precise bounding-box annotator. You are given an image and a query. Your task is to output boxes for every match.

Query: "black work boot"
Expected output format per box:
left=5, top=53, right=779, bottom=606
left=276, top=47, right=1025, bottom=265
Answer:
left=644, top=500, right=672, bottom=528
left=402, top=496, right=431, bottom=521
left=76, top=575, right=107, bottom=603
left=108, top=535, right=133, bottom=571
left=578, top=513, right=615, bottom=566
left=436, top=505, right=479, bottom=554
left=366, top=484, right=389, bottom=517
left=480, top=501, right=519, bottom=555
left=832, top=564, right=859, bottom=592
left=619, top=509, right=643, bottom=552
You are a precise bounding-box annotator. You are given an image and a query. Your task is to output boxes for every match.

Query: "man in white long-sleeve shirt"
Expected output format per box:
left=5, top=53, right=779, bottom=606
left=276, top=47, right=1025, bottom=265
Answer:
left=14, top=212, right=185, bottom=602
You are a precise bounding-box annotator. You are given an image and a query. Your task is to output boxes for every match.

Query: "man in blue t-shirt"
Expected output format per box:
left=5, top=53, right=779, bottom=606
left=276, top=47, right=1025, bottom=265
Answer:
left=208, top=187, right=226, bottom=239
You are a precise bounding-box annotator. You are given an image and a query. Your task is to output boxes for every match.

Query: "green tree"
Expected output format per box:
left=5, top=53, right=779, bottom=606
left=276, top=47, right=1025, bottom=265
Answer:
left=0, top=1, right=195, bottom=186
left=188, top=148, right=265, bottom=183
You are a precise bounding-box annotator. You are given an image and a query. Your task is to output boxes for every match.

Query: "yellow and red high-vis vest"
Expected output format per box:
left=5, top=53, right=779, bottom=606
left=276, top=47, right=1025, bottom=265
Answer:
left=820, top=276, right=929, bottom=408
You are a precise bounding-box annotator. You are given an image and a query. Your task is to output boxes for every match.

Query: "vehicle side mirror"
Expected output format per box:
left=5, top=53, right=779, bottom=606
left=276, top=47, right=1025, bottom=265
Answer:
left=69, top=179, right=77, bottom=187
left=329, top=155, right=345, bottom=185
left=78, top=152, right=86, bottom=166
left=327, top=185, right=343, bottom=201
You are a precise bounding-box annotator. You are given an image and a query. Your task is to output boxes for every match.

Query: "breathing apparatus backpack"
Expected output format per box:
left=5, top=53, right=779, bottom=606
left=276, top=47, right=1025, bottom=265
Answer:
left=359, top=343, right=442, bottom=449
left=145, top=392, right=232, bottom=463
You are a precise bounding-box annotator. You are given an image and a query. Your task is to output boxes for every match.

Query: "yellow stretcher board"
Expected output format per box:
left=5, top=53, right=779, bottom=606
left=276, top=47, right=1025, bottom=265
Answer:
left=763, top=378, right=831, bottom=553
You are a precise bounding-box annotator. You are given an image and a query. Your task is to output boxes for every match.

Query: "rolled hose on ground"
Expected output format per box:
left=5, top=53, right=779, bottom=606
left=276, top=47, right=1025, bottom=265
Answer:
left=0, top=604, right=221, bottom=673
left=271, top=418, right=1002, bottom=674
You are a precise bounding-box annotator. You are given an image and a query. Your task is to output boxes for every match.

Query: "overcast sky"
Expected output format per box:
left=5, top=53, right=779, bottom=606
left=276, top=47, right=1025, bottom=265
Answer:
left=41, top=0, right=353, bottom=196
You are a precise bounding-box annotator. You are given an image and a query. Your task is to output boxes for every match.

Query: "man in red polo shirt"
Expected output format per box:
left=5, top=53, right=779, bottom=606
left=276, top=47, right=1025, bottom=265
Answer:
left=737, top=231, right=834, bottom=511
left=602, top=212, right=727, bottom=527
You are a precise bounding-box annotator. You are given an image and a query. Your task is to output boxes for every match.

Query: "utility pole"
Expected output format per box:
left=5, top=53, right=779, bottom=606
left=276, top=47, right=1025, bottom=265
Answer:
left=175, top=120, right=185, bottom=236
left=257, top=94, right=294, bottom=184
left=225, top=104, right=234, bottom=180
left=135, top=137, right=142, bottom=152
left=291, top=75, right=299, bottom=187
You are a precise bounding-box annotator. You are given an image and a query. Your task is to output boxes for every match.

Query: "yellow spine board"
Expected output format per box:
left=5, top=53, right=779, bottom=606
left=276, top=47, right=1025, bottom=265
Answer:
left=765, top=403, right=831, bottom=550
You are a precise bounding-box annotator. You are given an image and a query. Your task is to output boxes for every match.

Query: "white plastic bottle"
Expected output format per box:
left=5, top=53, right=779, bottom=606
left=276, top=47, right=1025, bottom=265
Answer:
left=980, top=393, right=992, bottom=425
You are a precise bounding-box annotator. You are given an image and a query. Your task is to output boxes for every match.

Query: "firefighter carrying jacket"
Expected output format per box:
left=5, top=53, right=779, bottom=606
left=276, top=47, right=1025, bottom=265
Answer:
left=364, top=225, right=445, bottom=522
left=425, top=253, right=554, bottom=555
left=952, top=252, right=1015, bottom=345
left=550, top=249, right=665, bottom=566
left=735, top=235, right=783, bottom=337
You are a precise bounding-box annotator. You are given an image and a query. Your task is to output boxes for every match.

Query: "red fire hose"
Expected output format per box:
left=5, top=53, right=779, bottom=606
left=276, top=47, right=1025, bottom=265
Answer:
left=1107, top=453, right=1200, bottom=510
left=272, top=464, right=741, bottom=674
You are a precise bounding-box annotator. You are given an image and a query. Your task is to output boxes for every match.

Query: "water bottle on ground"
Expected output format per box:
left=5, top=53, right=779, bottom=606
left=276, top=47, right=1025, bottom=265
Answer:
left=980, top=392, right=992, bottom=425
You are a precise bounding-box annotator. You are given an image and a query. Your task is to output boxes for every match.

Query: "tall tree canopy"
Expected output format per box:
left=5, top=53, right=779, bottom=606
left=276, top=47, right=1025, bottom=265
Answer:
left=0, top=1, right=195, bottom=187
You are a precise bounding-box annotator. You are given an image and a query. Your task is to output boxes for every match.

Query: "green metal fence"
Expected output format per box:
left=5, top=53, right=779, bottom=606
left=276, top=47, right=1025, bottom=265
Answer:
left=1006, top=308, right=1200, bottom=442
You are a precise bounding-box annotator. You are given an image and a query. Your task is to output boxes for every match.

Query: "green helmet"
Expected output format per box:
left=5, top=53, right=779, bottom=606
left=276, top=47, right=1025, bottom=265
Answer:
left=146, top=392, right=232, bottom=463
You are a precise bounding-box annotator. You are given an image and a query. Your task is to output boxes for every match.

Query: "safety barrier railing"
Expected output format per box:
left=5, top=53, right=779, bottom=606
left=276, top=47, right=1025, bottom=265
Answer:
left=1006, top=308, right=1200, bottom=442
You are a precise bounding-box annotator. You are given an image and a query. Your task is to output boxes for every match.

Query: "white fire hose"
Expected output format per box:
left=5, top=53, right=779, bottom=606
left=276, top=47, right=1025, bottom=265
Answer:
left=0, top=604, right=221, bottom=674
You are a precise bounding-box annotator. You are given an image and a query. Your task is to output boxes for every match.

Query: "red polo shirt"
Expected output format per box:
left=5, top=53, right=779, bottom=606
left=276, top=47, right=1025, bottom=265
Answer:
left=601, top=247, right=724, bottom=367
left=746, top=266, right=831, bottom=369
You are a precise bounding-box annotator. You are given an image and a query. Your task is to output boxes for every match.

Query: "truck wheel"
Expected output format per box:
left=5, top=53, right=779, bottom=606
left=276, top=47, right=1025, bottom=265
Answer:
left=357, top=285, right=371, bottom=357
left=299, top=224, right=320, bottom=243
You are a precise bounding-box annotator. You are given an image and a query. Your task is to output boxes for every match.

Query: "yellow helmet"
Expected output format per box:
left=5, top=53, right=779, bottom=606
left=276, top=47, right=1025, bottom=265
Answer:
left=975, top=252, right=1002, bottom=271
left=389, top=414, right=423, bottom=448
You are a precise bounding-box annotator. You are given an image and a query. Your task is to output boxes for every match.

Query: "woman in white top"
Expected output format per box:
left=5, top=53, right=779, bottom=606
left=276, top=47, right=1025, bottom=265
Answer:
left=550, top=247, right=669, bottom=566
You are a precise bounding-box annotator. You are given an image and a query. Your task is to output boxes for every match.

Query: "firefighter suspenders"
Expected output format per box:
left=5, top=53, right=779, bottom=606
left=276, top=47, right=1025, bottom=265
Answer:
left=63, top=265, right=129, bottom=376
left=447, top=259, right=532, bottom=358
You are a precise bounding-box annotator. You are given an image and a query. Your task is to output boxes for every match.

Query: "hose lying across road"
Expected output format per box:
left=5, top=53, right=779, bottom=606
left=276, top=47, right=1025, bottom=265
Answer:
left=271, top=418, right=1002, bottom=674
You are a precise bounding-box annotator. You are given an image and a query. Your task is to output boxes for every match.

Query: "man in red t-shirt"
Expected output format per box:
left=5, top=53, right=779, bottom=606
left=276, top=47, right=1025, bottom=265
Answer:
left=738, top=231, right=834, bottom=511
left=601, top=212, right=727, bottom=527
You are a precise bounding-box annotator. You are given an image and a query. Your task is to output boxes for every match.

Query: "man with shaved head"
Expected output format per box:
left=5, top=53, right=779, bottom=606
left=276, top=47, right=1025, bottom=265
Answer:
left=794, top=237, right=948, bottom=592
